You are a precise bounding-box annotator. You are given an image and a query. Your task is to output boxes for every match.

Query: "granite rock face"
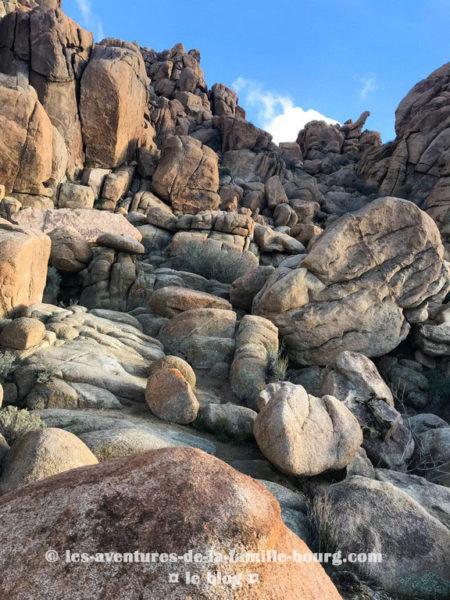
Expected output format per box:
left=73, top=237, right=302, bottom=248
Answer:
left=80, top=39, right=149, bottom=169
left=0, top=221, right=50, bottom=317
left=0, top=448, right=341, bottom=599
left=254, top=197, right=447, bottom=365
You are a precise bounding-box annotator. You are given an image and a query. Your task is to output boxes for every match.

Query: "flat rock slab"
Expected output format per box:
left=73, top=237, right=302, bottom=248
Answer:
left=14, top=208, right=142, bottom=243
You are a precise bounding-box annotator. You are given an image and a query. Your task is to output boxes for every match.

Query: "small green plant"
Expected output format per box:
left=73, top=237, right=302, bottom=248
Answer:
left=172, top=240, right=254, bottom=284
left=0, top=351, right=17, bottom=382
left=0, top=406, right=45, bottom=445
left=266, top=348, right=289, bottom=383
left=35, top=367, right=59, bottom=385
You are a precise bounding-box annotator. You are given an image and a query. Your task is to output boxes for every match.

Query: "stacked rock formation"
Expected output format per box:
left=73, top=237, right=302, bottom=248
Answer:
left=0, top=2, right=449, bottom=599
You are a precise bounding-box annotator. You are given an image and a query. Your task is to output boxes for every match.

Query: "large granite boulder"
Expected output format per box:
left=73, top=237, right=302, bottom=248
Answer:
left=0, top=221, right=50, bottom=318
left=0, top=80, right=54, bottom=196
left=152, top=135, right=221, bottom=214
left=322, top=351, right=415, bottom=469
left=254, top=197, right=448, bottom=365
left=0, top=448, right=341, bottom=599
left=0, top=427, right=98, bottom=493
left=80, top=39, right=149, bottom=168
left=313, top=474, right=450, bottom=599
left=158, top=308, right=236, bottom=369
left=254, top=382, right=362, bottom=476
left=0, top=7, right=93, bottom=174
left=230, top=315, right=279, bottom=410
left=359, top=62, right=450, bottom=251
left=14, top=208, right=142, bottom=243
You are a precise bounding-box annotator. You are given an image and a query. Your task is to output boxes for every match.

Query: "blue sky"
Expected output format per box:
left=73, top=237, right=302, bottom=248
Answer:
left=66, top=0, right=450, bottom=143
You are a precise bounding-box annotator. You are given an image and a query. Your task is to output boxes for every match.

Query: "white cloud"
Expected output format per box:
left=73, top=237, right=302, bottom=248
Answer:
left=358, top=73, right=377, bottom=99
left=76, top=0, right=105, bottom=41
left=232, top=77, right=339, bottom=144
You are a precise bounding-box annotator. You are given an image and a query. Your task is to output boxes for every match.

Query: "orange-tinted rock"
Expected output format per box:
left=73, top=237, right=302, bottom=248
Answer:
left=0, top=221, right=50, bottom=318
left=80, top=39, right=149, bottom=169
left=0, top=447, right=341, bottom=599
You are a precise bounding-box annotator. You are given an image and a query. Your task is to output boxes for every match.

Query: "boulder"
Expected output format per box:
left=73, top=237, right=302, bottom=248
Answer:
left=322, top=352, right=414, bottom=470
left=0, top=8, right=93, bottom=174
left=58, top=182, right=95, bottom=209
left=49, top=227, right=93, bottom=273
left=0, top=80, right=54, bottom=196
left=14, top=208, right=142, bottom=243
left=97, top=233, right=145, bottom=255
left=0, top=317, right=45, bottom=350
left=230, top=315, right=279, bottom=409
left=80, top=39, right=148, bottom=168
left=149, top=286, right=232, bottom=318
left=253, top=197, right=447, bottom=365
left=159, top=308, right=236, bottom=369
left=0, top=221, right=50, bottom=318
left=359, top=62, right=450, bottom=243
left=0, top=428, right=98, bottom=493
left=145, top=356, right=199, bottom=425
left=0, top=448, right=341, bottom=599
left=230, top=266, right=275, bottom=311
left=195, top=403, right=256, bottom=441
left=313, top=475, right=450, bottom=599
left=130, top=191, right=178, bottom=230
left=152, top=135, right=221, bottom=214
left=265, top=175, right=288, bottom=209
left=254, top=382, right=362, bottom=476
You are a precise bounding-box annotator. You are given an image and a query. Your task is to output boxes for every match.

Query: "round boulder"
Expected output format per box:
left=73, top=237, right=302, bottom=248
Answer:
left=0, top=447, right=341, bottom=599
left=254, top=382, right=363, bottom=476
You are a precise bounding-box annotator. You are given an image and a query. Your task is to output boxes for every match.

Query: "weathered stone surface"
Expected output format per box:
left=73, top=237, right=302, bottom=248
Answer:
left=0, top=8, right=93, bottom=174
left=14, top=208, right=142, bottom=243
left=254, top=224, right=305, bottom=254
left=297, top=120, right=343, bottom=159
left=49, top=226, right=92, bottom=273
left=254, top=197, right=447, bottom=365
left=254, top=382, right=362, bottom=476
left=230, top=266, right=275, bottom=311
left=416, top=322, right=450, bottom=357
left=322, top=352, right=414, bottom=470
left=146, top=357, right=199, bottom=425
left=131, top=191, right=178, bottom=230
left=313, top=475, right=450, bottom=599
left=0, top=427, right=98, bottom=493
left=159, top=308, right=236, bottom=369
left=15, top=304, right=164, bottom=406
left=58, top=182, right=95, bottom=209
left=149, top=286, right=231, bottom=318
left=231, top=315, right=279, bottom=409
left=80, top=39, right=148, bottom=168
left=97, top=233, right=145, bottom=255
left=0, top=221, right=50, bottom=318
left=152, top=135, right=220, bottom=214
left=0, top=81, right=54, bottom=196
left=195, top=402, right=256, bottom=441
left=0, top=317, right=45, bottom=350
left=0, top=448, right=340, bottom=599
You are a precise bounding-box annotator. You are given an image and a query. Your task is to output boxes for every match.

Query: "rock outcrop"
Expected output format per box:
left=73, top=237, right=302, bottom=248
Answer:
left=0, top=448, right=341, bottom=599
left=152, top=135, right=221, bottom=213
left=0, top=221, right=50, bottom=317
left=80, top=39, right=149, bottom=169
left=254, top=197, right=447, bottom=364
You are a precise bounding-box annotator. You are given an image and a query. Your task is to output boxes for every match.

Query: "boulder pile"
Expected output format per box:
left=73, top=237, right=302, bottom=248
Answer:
left=0, top=2, right=448, bottom=599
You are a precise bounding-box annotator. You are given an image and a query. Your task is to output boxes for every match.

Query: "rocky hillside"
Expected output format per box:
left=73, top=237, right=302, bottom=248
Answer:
left=0, top=2, right=449, bottom=599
